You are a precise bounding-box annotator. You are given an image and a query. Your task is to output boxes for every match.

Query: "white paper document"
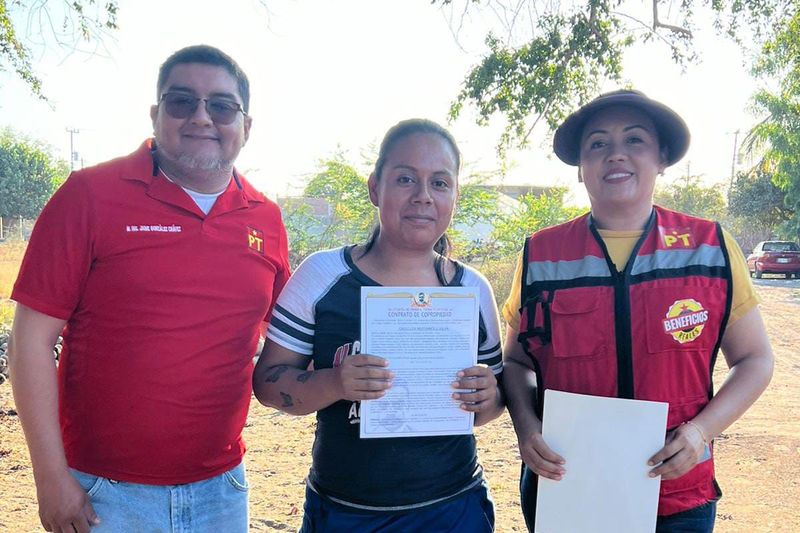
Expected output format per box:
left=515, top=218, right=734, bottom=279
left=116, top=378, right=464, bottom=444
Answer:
left=535, top=390, right=668, bottom=533
left=359, top=286, right=479, bottom=439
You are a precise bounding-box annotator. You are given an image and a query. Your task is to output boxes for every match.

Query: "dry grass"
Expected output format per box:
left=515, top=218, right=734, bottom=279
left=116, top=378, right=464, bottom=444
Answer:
left=472, top=257, right=518, bottom=316
left=0, top=240, right=26, bottom=326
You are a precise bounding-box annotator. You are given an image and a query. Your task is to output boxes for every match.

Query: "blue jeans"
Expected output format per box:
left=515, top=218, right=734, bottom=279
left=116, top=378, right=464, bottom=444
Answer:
left=656, top=501, right=716, bottom=533
left=300, top=483, right=495, bottom=532
left=69, top=462, right=248, bottom=533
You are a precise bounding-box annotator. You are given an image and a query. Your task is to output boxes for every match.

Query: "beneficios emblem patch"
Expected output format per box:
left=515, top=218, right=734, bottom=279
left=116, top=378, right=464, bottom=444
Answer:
left=662, top=299, right=709, bottom=344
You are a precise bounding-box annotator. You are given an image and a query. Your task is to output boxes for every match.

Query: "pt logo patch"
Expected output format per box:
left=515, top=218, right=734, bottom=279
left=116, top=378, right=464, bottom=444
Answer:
left=247, top=227, right=264, bottom=254
left=662, top=299, right=709, bottom=344
left=658, top=226, right=696, bottom=249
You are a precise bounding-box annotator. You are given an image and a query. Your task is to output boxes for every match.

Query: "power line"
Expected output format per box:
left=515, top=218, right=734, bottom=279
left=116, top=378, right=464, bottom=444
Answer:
left=729, top=129, right=740, bottom=190
left=66, top=128, right=80, bottom=170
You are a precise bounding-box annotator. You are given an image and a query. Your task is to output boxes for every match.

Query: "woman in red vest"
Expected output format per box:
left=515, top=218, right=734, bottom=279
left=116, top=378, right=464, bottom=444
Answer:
left=502, top=90, right=774, bottom=532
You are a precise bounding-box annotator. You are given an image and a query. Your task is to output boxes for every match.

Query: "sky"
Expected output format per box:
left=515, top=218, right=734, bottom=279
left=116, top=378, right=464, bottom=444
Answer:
left=0, top=0, right=768, bottom=205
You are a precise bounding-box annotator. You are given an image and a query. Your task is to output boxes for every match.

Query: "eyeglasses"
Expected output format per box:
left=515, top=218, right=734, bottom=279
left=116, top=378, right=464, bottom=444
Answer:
left=159, top=92, right=246, bottom=125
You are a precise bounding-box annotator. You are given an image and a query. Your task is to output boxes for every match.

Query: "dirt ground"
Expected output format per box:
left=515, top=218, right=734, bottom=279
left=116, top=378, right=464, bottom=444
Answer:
left=1, top=284, right=798, bottom=532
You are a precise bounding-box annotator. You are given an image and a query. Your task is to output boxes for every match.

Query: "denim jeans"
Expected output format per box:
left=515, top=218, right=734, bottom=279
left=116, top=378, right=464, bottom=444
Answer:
left=656, top=501, right=716, bottom=533
left=69, top=462, right=248, bottom=533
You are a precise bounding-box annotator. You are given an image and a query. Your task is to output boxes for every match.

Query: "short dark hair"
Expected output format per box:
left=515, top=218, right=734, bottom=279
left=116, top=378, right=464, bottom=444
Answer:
left=363, top=119, right=461, bottom=284
left=157, top=45, right=250, bottom=112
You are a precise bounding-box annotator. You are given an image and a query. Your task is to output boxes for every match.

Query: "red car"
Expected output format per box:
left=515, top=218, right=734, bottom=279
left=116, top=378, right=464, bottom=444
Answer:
left=747, top=241, right=800, bottom=279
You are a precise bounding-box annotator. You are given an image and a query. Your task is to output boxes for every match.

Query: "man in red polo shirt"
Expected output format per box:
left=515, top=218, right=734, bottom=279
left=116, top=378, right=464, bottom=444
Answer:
left=8, top=45, right=290, bottom=533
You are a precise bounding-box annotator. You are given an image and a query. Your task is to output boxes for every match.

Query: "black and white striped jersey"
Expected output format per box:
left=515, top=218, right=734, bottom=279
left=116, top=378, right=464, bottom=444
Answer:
left=266, top=246, right=502, bottom=510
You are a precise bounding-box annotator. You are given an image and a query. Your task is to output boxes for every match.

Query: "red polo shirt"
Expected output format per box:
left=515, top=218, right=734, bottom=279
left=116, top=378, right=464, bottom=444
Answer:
left=13, top=140, right=290, bottom=484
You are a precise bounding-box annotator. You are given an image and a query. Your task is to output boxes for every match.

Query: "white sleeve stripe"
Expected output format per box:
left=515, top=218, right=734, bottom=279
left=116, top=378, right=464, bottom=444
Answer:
left=272, top=307, right=315, bottom=337
left=480, top=358, right=502, bottom=371
left=266, top=327, right=313, bottom=356
left=478, top=351, right=501, bottom=362
left=478, top=342, right=501, bottom=355
left=270, top=315, right=314, bottom=345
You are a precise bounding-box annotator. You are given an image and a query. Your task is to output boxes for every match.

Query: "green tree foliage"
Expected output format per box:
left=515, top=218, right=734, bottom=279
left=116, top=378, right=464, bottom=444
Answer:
left=453, top=180, right=499, bottom=228
left=490, top=187, right=586, bottom=257
left=653, top=175, right=727, bottom=220
left=728, top=167, right=792, bottom=232
left=435, top=0, right=792, bottom=154
left=280, top=201, right=323, bottom=268
left=304, top=156, right=376, bottom=243
left=747, top=6, right=800, bottom=238
left=1, top=0, right=119, bottom=98
left=280, top=155, right=374, bottom=266
left=0, top=128, right=68, bottom=219
left=448, top=177, right=502, bottom=258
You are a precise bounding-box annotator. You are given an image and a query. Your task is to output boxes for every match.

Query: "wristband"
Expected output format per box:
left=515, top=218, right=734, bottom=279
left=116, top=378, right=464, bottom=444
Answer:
left=684, top=420, right=708, bottom=444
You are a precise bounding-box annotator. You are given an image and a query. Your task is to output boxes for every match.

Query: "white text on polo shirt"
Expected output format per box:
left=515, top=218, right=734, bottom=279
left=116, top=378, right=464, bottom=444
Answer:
left=126, top=225, right=182, bottom=233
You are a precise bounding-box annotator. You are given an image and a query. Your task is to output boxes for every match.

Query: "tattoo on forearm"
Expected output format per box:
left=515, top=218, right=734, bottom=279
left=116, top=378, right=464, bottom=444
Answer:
left=265, top=366, right=289, bottom=383
left=296, top=371, right=313, bottom=383
left=280, top=392, right=294, bottom=407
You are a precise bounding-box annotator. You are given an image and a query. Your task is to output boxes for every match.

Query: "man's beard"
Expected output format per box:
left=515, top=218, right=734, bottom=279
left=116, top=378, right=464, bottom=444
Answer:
left=174, top=153, right=233, bottom=172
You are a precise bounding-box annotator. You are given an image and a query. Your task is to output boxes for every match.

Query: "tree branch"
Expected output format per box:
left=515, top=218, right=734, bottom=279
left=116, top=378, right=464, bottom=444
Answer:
left=652, top=0, right=692, bottom=37
left=613, top=10, right=679, bottom=48
left=520, top=5, right=597, bottom=145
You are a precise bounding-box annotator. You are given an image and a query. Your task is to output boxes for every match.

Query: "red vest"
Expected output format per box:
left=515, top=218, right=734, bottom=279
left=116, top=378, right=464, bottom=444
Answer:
left=519, top=206, right=732, bottom=516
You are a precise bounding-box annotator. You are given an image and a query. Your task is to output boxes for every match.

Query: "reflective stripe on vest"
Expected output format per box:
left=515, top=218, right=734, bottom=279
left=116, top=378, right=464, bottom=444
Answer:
left=526, top=255, right=611, bottom=283
left=631, top=244, right=726, bottom=275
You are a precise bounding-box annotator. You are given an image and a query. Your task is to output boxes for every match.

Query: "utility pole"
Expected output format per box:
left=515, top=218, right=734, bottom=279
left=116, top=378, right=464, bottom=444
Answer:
left=729, top=129, right=740, bottom=190
left=66, top=128, right=80, bottom=170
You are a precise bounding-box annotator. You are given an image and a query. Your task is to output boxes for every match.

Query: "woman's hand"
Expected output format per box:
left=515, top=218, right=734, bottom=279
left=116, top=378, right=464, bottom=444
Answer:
left=451, top=364, right=505, bottom=425
left=648, top=421, right=707, bottom=480
left=501, top=333, right=563, bottom=477
left=517, top=424, right=566, bottom=481
left=254, top=343, right=393, bottom=415
left=451, top=364, right=497, bottom=413
left=335, top=354, right=394, bottom=401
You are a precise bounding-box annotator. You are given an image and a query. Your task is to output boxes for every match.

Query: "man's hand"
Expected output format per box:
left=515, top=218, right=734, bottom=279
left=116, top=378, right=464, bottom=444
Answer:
left=648, top=422, right=706, bottom=480
left=518, top=427, right=566, bottom=481
left=335, top=354, right=394, bottom=401
left=451, top=364, right=497, bottom=413
left=36, top=471, right=100, bottom=533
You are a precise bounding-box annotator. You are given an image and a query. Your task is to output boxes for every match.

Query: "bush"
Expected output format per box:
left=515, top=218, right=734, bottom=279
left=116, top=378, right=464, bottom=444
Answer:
left=471, top=256, right=518, bottom=327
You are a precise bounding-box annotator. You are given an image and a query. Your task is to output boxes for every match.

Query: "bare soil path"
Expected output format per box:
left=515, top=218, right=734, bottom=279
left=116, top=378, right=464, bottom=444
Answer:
left=1, top=285, right=798, bottom=532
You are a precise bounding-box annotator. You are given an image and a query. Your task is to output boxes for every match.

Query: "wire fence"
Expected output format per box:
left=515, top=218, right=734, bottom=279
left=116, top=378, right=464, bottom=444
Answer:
left=0, top=217, right=35, bottom=242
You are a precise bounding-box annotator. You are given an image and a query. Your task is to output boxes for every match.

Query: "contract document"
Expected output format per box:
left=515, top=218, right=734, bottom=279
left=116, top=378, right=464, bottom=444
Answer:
left=535, top=390, right=668, bottom=533
left=359, top=286, right=479, bottom=439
